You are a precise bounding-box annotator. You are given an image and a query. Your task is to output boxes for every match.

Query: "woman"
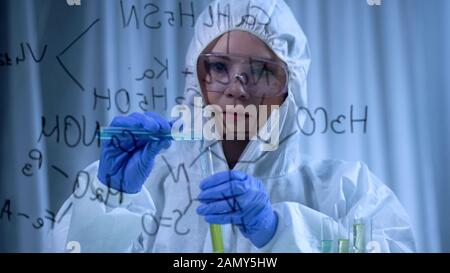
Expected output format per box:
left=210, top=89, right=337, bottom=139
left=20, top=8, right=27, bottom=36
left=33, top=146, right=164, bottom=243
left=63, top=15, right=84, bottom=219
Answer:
left=49, top=0, right=415, bottom=252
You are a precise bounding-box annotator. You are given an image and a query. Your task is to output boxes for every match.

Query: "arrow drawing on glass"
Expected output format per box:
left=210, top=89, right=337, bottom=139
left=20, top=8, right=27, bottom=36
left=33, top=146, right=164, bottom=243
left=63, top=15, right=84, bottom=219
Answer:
left=56, top=18, right=100, bottom=91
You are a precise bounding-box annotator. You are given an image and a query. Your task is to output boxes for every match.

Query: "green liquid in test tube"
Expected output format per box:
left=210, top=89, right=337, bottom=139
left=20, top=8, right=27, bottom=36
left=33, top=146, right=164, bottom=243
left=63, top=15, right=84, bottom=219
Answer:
left=335, top=209, right=350, bottom=253
left=337, top=239, right=350, bottom=253
left=205, top=146, right=224, bottom=253
left=353, top=222, right=366, bottom=253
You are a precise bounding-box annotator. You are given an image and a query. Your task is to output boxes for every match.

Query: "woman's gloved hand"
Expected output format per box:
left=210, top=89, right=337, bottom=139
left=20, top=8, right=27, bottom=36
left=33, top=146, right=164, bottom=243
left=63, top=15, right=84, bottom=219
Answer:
left=196, top=170, right=278, bottom=248
left=98, top=112, right=172, bottom=194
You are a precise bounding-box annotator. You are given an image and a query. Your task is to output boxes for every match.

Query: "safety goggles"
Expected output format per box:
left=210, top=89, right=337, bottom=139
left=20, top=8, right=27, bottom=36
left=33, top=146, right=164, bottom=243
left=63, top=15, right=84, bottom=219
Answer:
left=197, top=53, right=289, bottom=98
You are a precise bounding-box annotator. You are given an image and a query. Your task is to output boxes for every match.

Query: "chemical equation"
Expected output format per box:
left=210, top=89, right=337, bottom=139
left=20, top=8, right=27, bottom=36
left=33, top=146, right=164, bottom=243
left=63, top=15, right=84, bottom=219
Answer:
left=0, top=18, right=99, bottom=93
left=141, top=157, right=194, bottom=236
left=135, top=57, right=169, bottom=81
left=0, top=199, right=56, bottom=230
left=120, top=1, right=195, bottom=30
left=19, top=145, right=198, bottom=237
left=89, top=63, right=197, bottom=113
left=0, top=42, right=47, bottom=67
left=92, top=86, right=184, bottom=113
left=37, top=115, right=101, bottom=149
left=20, top=147, right=123, bottom=208
left=2, top=171, right=124, bottom=232
left=120, top=1, right=271, bottom=30
left=296, top=105, right=368, bottom=135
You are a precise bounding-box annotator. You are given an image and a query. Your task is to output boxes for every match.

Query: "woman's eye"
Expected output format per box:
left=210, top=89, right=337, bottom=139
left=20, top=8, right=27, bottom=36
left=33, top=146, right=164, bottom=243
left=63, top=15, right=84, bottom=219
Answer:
left=251, top=64, right=271, bottom=75
left=251, top=67, right=264, bottom=75
left=252, top=67, right=274, bottom=78
left=210, top=62, right=228, bottom=73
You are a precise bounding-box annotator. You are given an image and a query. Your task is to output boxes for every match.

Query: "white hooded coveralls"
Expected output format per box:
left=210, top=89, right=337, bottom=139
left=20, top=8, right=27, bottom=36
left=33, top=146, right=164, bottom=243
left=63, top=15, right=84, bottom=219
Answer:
left=48, top=0, right=415, bottom=253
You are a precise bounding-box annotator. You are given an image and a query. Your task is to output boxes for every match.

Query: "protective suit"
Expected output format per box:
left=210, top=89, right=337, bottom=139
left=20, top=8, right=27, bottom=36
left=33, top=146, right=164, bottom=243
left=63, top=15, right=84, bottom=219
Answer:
left=47, top=0, right=415, bottom=252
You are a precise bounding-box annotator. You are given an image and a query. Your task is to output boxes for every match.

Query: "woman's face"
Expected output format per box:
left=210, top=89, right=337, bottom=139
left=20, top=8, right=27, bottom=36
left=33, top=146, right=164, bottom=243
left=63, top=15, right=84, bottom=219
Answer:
left=197, top=30, right=287, bottom=139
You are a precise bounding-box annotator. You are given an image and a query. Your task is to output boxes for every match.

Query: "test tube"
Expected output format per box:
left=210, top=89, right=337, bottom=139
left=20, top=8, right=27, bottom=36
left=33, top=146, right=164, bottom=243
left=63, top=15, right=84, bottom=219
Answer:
left=352, top=218, right=366, bottom=253
left=321, top=217, right=334, bottom=253
left=337, top=221, right=350, bottom=253
left=200, top=145, right=224, bottom=253
left=364, top=219, right=379, bottom=253
left=99, top=127, right=201, bottom=141
left=337, top=239, right=350, bottom=253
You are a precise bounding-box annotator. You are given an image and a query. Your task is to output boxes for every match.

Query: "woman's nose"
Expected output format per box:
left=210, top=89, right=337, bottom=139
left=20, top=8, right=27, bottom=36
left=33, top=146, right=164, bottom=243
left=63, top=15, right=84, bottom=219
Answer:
left=223, top=74, right=250, bottom=100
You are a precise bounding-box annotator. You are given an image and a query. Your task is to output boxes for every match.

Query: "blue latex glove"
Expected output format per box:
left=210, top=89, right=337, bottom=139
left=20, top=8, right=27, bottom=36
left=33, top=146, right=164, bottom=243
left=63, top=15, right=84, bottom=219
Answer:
left=98, top=112, right=172, bottom=194
left=196, top=170, right=278, bottom=248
